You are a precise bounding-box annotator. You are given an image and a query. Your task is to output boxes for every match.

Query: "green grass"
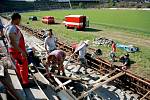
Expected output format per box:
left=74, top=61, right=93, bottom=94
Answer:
left=21, top=9, right=150, bottom=79
left=22, top=9, right=150, bottom=35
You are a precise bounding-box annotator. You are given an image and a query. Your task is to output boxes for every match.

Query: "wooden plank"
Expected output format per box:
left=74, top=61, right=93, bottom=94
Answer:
left=26, top=67, right=49, bottom=100
left=78, top=72, right=125, bottom=99
left=6, top=69, right=26, bottom=100
left=66, top=89, right=78, bottom=100
left=53, top=76, right=66, bottom=90
left=30, top=43, right=43, bottom=52
left=29, top=66, right=58, bottom=100
left=0, top=82, right=7, bottom=100
left=26, top=39, right=41, bottom=51
left=79, top=71, right=97, bottom=79
left=55, top=80, right=72, bottom=90
left=35, top=43, right=45, bottom=51
left=140, top=91, right=150, bottom=100
left=0, top=65, right=4, bottom=77
left=0, top=93, right=7, bottom=100
left=34, top=72, right=55, bottom=89
left=35, top=73, right=59, bottom=100
left=90, top=69, right=117, bottom=85
left=24, top=87, right=47, bottom=100
left=0, top=40, right=7, bottom=53
left=55, top=75, right=81, bottom=81
left=57, top=90, right=76, bottom=100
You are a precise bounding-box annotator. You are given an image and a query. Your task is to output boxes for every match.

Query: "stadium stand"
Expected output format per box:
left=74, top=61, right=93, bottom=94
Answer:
left=0, top=0, right=150, bottom=13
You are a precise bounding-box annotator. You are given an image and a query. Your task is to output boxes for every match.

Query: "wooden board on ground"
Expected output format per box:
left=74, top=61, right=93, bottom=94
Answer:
left=0, top=65, right=4, bottom=77
left=0, top=82, right=7, bottom=100
left=2, top=69, right=26, bottom=100
left=24, top=73, right=48, bottom=100
left=57, top=90, right=77, bottom=100
left=24, top=86, right=48, bottom=100
left=78, top=72, right=125, bottom=99
left=25, top=70, right=58, bottom=100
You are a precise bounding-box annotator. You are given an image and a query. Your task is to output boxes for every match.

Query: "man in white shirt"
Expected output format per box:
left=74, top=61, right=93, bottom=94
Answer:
left=78, top=40, right=89, bottom=74
left=44, top=29, right=57, bottom=54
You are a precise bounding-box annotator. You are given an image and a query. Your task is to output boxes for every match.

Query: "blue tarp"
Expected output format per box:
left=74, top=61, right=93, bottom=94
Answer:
left=116, top=44, right=139, bottom=53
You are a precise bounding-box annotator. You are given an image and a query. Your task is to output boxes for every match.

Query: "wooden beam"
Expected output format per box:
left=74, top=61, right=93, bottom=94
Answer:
left=90, top=69, right=117, bottom=85
left=53, top=75, right=66, bottom=90
left=79, top=71, right=96, bottom=79
left=57, top=90, right=76, bottom=100
left=6, top=69, right=26, bottom=100
left=25, top=68, right=49, bottom=100
left=78, top=72, right=125, bottom=99
left=28, top=65, right=59, bottom=100
left=35, top=43, right=45, bottom=51
left=66, top=89, right=78, bottom=100
left=55, top=75, right=81, bottom=81
left=36, top=71, right=55, bottom=89
left=55, top=80, right=72, bottom=90
left=140, top=91, right=150, bottom=100
left=0, top=65, right=4, bottom=77
left=0, top=82, right=7, bottom=100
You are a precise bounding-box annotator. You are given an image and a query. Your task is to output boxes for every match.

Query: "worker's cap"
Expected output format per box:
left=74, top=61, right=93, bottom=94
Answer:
left=84, top=40, right=90, bottom=45
left=110, top=51, right=114, bottom=53
left=125, top=53, right=129, bottom=57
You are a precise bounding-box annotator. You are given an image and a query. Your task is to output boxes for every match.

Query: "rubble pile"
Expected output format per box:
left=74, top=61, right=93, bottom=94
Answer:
left=93, top=37, right=114, bottom=46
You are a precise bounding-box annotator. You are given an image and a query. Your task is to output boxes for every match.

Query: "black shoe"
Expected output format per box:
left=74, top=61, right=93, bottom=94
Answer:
left=57, top=72, right=60, bottom=75
left=50, top=67, right=55, bottom=73
left=85, top=71, right=88, bottom=74
left=76, top=71, right=83, bottom=75
left=62, top=73, right=66, bottom=76
left=22, top=81, right=36, bottom=88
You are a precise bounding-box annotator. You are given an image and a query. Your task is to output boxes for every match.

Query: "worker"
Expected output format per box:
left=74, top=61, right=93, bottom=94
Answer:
left=77, top=40, right=89, bottom=74
left=111, top=41, right=116, bottom=52
left=44, top=29, right=57, bottom=54
left=5, top=13, right=29, bottom=86
left=0, top=18, right=4, bottom=36
left=42, top=30, right=47, bottom=39
left=109, top=51, right=116, bottom=62
left=27, top=47, right=41, bottom=67
left=0, top=19, right=7, bottom=49
left=46, top=50, right=66, bottom=76
left=119, top=53, right=130, bottom=69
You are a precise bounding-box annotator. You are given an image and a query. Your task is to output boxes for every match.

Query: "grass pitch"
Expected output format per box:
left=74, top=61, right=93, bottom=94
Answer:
left=21, top=9, right=150, bottom=79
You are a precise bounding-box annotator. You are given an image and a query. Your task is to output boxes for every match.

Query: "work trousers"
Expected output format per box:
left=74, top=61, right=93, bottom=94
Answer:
left=9, top=49, right=29, bottom=85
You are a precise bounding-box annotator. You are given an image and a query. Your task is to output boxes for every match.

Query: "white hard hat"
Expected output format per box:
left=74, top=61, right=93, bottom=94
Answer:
left=84, top=40, right=90, bottom=45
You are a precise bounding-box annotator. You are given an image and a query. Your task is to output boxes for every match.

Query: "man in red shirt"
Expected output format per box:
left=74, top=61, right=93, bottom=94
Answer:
left=5, top=13, right=29, bottom=86
left=111, top=41, right=116, bottom=52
